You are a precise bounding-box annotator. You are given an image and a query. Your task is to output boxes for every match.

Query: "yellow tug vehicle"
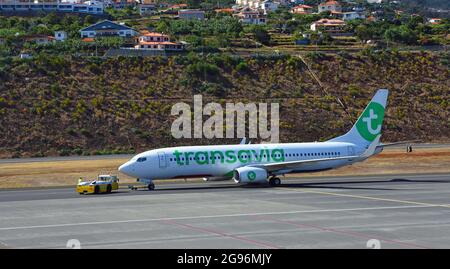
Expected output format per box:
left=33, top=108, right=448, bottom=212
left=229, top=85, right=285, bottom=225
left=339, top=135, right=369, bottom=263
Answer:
left=77, top=175, right=119, bottom=194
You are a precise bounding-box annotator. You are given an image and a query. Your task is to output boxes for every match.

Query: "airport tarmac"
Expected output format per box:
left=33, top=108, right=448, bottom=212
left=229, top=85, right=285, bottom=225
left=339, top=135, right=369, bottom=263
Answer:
left=0, top=173, right=449, bottom=249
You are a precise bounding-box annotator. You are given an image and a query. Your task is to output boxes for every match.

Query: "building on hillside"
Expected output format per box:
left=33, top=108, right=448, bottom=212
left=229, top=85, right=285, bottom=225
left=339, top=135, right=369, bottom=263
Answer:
left=215, top=8, right=234, bottom=14
left=139, top=3, right=157, bottom=15
left=109, top=0, right=136, bottom=9
left=178, top=9, right=205, bottom=20
left=428, top=18, right=442, bottom=25
left=54, top=31, right=68, bottom=41
left=134, top=32, right=184, bottom=51
left=310, top=18, right=345, bottom=34
left=23, top=34, right=55, bottom=45
left=259, top=0, right=279, bottom=15
left=318, top=1, right=342, bottom=13
left=235, top=0, right=281, bottom=11
left=80, top=20, right=138, bottom=38
left=290, top=4, right=313, bottom=14
left=0, top=0, right=104, bottom=14
left=332, top=11, right=366, bottom=21
left=233, top=7, right=267, bottom=25
left=168, top=3, right=187, bottom=10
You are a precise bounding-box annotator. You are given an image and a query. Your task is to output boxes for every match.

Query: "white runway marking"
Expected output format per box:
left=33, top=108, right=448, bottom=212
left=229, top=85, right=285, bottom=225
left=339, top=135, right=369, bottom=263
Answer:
left=0, top=204, right=440, bottom=231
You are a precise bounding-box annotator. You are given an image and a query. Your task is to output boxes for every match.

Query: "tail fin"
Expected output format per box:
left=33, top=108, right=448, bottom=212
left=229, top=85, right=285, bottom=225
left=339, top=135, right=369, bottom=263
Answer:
left=329, top=89, right=389, bottom=148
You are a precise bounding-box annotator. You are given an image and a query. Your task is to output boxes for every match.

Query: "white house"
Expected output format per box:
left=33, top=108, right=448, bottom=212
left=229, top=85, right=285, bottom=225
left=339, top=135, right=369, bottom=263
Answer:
left=429, top=18, right=442, bottom=25
left=233, top=7, right=267, bottom=25
left=318, top=1, right=342, bottom=13
left=340, top=11, right=366, bottom=21
left=235, top=0, right=280, bottom=10
left=80, top=20, right=138, bottom=38
left=135, top=32, right=184, bottom=51
left=290, top=4, right=313, bottom=14
left=310, top=18, right=345, bottom=33
left=259, top=0, right=279, bottom=15
left=54, top=31, right=68, bottom=41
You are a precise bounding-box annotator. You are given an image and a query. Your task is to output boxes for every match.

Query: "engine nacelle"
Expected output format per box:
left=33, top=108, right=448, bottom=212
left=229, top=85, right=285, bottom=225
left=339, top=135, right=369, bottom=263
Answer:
left=233, top=167, right=268, bottom=183
left=203, top=176, right=230, bottom=182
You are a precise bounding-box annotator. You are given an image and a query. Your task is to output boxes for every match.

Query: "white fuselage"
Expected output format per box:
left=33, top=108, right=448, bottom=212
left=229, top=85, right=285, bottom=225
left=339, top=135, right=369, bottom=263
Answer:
left=118, top=142, right=367, bottom=180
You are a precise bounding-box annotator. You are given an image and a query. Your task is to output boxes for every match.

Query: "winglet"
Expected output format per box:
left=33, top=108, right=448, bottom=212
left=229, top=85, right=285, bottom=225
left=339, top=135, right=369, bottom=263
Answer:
left=360, top=134, right=381, bottom=159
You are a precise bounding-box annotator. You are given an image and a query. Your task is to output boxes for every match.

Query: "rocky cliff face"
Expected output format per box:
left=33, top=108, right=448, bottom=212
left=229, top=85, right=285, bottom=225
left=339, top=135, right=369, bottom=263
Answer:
left=0, top=51, right=448, bottom=158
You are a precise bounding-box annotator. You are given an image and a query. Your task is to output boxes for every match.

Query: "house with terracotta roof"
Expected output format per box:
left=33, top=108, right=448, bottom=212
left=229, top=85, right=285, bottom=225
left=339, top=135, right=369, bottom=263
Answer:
left=135, top=32, right=184, bottom=51
left=168, top=3, right=188, bottom=10
left=290, top=4, right=313, bottom=14
left=233, top=7, right=267, bottom=25
left=310, top=18, right=345, bottom=33
left=428, top=18, right=442, bottom=25
left=318, top=1, right=342, bottom=13
left=215, top=8, right=234, bottom=14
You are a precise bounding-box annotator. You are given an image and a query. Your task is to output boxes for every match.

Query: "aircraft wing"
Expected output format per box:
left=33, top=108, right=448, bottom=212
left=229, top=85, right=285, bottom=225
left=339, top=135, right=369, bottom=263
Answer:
left=251, top=135, right=380, bottom=173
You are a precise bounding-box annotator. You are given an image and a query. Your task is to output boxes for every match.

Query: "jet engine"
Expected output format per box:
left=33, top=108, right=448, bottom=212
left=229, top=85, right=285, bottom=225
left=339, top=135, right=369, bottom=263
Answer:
left=233, top=167, right=268, bottom=183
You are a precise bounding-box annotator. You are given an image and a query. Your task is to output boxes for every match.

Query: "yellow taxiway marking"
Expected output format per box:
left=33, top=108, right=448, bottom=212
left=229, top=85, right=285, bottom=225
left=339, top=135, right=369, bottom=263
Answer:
left=275, top=188, right=450, bottom=209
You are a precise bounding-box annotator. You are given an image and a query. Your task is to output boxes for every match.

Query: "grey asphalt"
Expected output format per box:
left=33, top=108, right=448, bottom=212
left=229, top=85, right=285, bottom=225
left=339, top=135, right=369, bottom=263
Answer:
left=0, top=173, right=449, bottom=249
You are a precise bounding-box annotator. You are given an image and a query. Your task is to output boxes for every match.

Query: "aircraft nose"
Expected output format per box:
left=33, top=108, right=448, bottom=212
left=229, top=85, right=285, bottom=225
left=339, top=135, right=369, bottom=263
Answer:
left=118, top=162, right=132, bottom=175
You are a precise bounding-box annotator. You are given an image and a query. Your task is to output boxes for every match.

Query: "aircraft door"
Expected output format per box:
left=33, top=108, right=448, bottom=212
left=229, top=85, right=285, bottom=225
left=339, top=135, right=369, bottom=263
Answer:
left=347, top=146, right=355, bottom=156
left=157, top=151, right=167, bottom=168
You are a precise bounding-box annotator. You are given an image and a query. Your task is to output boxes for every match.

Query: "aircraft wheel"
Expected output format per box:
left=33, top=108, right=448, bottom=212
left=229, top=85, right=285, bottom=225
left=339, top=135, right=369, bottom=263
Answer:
left=269, top=177, right=281, bottom=186
left=148, top=183, right=155, bottom=191
left=106, top=184, right=112, bottom=193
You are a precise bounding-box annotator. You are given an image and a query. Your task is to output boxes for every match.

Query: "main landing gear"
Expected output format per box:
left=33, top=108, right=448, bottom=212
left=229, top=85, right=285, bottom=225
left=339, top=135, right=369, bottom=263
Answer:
left=269, top=177, right=281, bottom=187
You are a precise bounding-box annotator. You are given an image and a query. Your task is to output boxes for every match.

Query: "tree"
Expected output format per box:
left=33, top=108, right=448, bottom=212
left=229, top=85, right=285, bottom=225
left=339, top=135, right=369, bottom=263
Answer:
left=384, top=25, right=418, bottom=45
left=248, top=25, right=271, bottom=46
left=187, top=0, right=201, bottom=8
left=355, top=24, right=373, bottom=43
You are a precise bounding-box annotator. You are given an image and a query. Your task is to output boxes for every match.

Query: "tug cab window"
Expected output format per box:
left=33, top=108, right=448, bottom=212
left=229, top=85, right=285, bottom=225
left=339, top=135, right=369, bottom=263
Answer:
left=137, top=157, right=147, bottom=162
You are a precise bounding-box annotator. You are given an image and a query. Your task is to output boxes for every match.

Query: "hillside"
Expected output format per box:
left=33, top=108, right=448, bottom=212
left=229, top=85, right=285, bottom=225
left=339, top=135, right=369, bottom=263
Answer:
left=0, top=51, right=449, bottom=158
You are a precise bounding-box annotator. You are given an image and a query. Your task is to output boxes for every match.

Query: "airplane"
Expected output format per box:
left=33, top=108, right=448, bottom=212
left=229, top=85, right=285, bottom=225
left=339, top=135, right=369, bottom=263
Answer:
left=119, top=89, right=401, bottom=190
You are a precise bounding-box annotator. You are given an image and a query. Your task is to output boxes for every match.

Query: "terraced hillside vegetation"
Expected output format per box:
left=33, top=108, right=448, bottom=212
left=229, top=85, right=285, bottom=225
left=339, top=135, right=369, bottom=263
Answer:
left=0, top=51, right=449, bottom=158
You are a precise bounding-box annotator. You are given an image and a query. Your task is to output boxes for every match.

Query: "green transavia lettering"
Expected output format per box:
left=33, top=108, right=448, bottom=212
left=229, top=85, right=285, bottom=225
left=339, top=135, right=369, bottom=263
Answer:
left=173, top=149, right=285, bottom=165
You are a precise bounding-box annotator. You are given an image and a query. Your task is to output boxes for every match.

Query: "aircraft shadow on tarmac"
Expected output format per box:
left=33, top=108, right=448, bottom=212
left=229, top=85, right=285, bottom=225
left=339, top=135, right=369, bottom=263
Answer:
left=112, top=177, right=450, bottom=193
left=277, top=178, right=450, bottom=191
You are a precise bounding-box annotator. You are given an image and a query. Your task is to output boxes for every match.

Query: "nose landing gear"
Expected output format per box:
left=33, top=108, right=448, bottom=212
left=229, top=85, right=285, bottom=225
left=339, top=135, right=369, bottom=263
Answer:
left=129, top=178, right=156, bottom=191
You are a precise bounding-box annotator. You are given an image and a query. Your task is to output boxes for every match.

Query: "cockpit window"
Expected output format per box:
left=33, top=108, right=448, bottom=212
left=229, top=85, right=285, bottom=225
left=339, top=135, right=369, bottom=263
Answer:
left=137, top=157, right=147, bottom=162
